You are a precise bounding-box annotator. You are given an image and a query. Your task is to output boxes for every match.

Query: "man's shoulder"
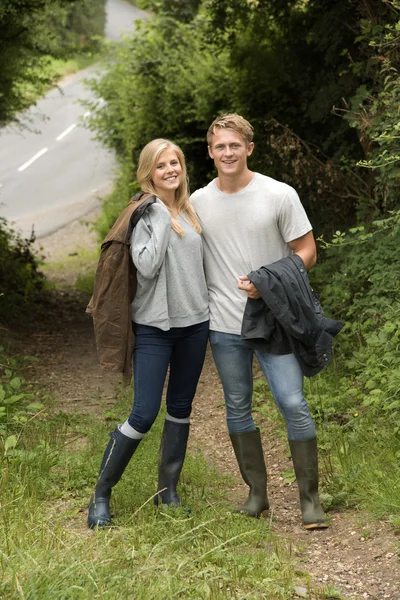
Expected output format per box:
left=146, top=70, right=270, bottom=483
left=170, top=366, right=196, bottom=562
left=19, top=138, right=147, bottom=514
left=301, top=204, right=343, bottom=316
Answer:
left=190, top=180, right=216, bottom=205
left=254, top=173, right=296, bottom=197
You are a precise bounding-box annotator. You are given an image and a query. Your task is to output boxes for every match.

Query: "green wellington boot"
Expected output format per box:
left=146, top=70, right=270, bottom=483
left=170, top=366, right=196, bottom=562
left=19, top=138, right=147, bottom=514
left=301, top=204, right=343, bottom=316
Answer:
left=230, top=428, right=269, bottom=518
left=154, top=420, right=190, bottom=508
left=289, top=437, right=329, bottom=530
left=88, top=426, right=141, bottom=528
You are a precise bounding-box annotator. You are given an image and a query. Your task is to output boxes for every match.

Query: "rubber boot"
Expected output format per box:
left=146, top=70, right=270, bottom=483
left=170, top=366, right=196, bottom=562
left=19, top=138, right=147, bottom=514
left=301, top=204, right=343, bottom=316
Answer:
left=154, top=420, right=190, bottom=508
left=88, top=426, right=141, bottom=528
left=289, top=437, right=329, bottom=530
left=230, top=428, right=270, bottom=518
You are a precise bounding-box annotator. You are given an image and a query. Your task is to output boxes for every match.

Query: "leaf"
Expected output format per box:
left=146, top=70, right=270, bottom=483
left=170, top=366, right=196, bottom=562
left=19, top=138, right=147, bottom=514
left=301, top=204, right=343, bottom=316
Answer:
left=4, top=394, right=25, bottom=405
left=281, top=468, right=296, bottom=485
left=4, top=435, right=17, bottom=452
left=26, top=402, right=44, bottom=412
left=365, top=379, right=377, bottom=389
left=10, top=377, right=22, bottom=391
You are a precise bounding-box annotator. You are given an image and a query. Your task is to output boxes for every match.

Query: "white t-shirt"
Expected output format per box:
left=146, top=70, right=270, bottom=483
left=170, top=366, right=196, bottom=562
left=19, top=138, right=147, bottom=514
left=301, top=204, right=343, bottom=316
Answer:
left=191, top=173, right=312, bottom=334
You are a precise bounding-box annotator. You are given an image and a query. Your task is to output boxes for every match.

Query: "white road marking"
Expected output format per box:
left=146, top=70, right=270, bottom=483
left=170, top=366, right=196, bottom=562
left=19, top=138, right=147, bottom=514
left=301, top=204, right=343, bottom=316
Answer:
left=18, top=148, right=48, bottom=172
left=56, top=123, right=77, bottom=141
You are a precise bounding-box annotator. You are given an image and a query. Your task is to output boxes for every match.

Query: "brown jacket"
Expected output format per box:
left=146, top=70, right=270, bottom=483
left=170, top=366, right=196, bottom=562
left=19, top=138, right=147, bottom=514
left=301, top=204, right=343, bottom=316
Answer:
left=87, top=193, right=157, bottom=383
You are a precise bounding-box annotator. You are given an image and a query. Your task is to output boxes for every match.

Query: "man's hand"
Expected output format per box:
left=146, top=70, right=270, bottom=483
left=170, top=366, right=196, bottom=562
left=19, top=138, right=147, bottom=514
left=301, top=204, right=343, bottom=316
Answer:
left=238, top=276, right=261, bottom=299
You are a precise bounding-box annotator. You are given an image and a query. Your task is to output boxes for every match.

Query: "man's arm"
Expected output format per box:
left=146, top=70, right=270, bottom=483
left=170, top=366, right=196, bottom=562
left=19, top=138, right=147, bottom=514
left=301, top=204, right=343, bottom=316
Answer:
left=238, top=230, right=317, bottom=299
left=287, top=230, right=317, bottom=271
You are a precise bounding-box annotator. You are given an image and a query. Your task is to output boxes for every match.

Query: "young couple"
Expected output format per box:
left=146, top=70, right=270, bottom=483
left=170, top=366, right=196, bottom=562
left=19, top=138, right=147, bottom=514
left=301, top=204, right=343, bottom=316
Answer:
left=87, top=113, right=329, bottom=531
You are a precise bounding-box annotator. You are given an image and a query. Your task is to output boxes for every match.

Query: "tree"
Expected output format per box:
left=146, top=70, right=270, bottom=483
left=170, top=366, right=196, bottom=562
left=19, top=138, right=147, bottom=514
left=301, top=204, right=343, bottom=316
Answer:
left=0, top=0, right=106, bottom=128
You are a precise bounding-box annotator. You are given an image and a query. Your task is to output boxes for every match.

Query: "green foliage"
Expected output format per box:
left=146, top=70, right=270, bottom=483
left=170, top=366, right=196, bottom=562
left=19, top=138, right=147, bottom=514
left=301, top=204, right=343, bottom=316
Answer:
left=49, top=0, right=106, bottom=58
left=0, top=346, right=44, bottom=447
left=128, top=0, right=201, bottom=20
left=312, top=212, right=400, bottom=420
left=127, top=0, right=152, bottom=9
left=335, top=0, right=400, bottom=219
left=315, top=212, right=400, bottom=317
left=146, top=0, right=202, bottom=22
left=85, top=14, right=233, bottom=223
left=0, top=218, right=46, bottom=322
left=0, top=0, right=59, bottom=125
left=0, top=0, right=106, bottom=127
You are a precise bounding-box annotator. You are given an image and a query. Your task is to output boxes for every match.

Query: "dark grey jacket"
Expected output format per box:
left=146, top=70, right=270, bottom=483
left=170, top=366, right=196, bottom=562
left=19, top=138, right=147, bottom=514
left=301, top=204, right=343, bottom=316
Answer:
left=241, top=254, right=344, bottom=376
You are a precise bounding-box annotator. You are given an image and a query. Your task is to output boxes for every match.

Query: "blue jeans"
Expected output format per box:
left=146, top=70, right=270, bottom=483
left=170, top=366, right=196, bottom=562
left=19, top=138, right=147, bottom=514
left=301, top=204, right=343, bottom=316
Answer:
left=128, top=321, right=209, bottom=433
left=209, top=331, right=316, bottom=440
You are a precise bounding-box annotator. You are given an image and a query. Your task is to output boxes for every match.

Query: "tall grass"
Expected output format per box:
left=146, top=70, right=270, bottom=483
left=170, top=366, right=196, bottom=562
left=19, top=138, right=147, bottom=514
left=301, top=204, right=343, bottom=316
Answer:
left=1, top=391, right=318, bottom=599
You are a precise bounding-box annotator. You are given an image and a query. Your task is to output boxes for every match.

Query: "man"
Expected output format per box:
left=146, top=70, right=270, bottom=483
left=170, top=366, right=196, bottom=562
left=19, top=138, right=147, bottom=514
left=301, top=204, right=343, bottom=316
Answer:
left=191, top=113, right=328, bottom=529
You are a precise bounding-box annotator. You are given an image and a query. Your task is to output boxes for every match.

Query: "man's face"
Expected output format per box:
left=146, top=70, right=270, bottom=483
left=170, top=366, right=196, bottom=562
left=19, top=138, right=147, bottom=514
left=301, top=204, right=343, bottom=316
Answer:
left=208, top=128, right=254, bottom=177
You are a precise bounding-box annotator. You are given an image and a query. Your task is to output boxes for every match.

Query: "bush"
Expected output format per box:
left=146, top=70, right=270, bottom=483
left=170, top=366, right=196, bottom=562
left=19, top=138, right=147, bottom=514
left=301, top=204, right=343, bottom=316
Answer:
left=309, top=211, right=400, bottom=426
left=0, top=346, right=45, bottom=453
left=0, top=218, right=46, bottom=322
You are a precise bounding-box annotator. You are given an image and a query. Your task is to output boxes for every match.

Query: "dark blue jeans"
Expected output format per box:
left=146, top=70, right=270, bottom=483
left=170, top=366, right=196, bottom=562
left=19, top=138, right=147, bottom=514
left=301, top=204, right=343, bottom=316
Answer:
left=128, top=321, right=209, bottom=433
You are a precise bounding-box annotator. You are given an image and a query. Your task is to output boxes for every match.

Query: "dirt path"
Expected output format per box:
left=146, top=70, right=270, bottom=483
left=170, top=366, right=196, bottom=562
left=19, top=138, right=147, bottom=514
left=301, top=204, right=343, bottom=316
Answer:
left=18, top=209, right=400, bottom=600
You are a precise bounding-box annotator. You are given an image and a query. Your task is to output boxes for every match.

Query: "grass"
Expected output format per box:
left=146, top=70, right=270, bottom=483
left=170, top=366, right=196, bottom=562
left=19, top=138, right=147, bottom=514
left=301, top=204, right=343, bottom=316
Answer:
left=1, top=387, right=326, bottom=600
left=37, top=248, right=98, bottom=293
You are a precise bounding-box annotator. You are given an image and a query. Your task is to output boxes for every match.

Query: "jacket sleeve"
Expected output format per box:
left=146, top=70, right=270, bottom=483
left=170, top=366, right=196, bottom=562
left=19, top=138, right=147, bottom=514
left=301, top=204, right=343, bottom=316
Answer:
left=249, top=264, right=319, bottom=345
left=130, top=202, right=172, bottom=279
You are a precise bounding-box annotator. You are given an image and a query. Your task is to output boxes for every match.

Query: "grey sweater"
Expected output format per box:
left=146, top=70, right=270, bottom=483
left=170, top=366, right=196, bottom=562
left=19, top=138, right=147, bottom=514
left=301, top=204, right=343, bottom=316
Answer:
left=130, top=199, right=209, bottom=329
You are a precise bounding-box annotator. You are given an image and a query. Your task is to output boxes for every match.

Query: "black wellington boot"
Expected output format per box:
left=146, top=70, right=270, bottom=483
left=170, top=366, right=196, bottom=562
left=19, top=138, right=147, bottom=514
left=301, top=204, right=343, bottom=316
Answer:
left=154, top=420, right=190, bottom=508
left=87, top=426, right=141, bottom=528
left=289, top=438, right=329, bottom=530
left=230, top=428, right=270, bottom=518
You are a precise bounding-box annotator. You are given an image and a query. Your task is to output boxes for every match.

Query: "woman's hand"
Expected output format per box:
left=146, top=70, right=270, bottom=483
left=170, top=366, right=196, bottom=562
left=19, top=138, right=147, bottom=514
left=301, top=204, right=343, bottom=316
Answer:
left=238, top=276, right=261, bottom=299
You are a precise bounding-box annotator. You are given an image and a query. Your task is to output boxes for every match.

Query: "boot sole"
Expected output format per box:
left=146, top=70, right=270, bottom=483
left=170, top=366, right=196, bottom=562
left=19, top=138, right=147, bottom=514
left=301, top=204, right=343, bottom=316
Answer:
left=303, top=522, right=330, bottom=530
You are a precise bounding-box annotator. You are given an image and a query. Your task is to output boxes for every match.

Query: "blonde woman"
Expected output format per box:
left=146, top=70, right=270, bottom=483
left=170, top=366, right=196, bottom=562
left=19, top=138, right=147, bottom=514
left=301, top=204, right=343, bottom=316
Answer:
left=88, top=139, right=209, bottom=528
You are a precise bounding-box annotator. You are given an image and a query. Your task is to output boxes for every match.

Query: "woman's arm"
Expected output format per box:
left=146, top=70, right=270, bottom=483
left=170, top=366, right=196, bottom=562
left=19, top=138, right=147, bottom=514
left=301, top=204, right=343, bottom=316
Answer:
left=131, top=202, right=172, bottom=279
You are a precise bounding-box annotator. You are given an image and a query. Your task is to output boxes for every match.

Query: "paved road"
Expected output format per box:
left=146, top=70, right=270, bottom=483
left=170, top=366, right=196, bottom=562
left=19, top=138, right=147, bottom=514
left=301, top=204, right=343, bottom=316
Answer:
left=0, top=0, right=147, bottom=239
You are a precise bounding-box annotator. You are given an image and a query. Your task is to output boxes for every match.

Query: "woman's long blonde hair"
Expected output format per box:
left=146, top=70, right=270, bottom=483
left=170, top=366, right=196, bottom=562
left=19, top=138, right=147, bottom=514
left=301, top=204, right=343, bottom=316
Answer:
left=137, top=138, right=201, bottom=237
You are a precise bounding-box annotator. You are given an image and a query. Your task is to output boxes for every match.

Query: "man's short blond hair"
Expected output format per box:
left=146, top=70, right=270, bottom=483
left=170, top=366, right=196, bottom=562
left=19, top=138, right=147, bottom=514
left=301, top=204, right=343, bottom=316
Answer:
left=207, top=113, right=254, bottom=146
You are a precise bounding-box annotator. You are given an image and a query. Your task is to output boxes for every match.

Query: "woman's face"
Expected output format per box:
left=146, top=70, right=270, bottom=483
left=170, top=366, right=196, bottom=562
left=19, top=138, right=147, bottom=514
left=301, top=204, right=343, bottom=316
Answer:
left=152, top=149, right=183, bottom=199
